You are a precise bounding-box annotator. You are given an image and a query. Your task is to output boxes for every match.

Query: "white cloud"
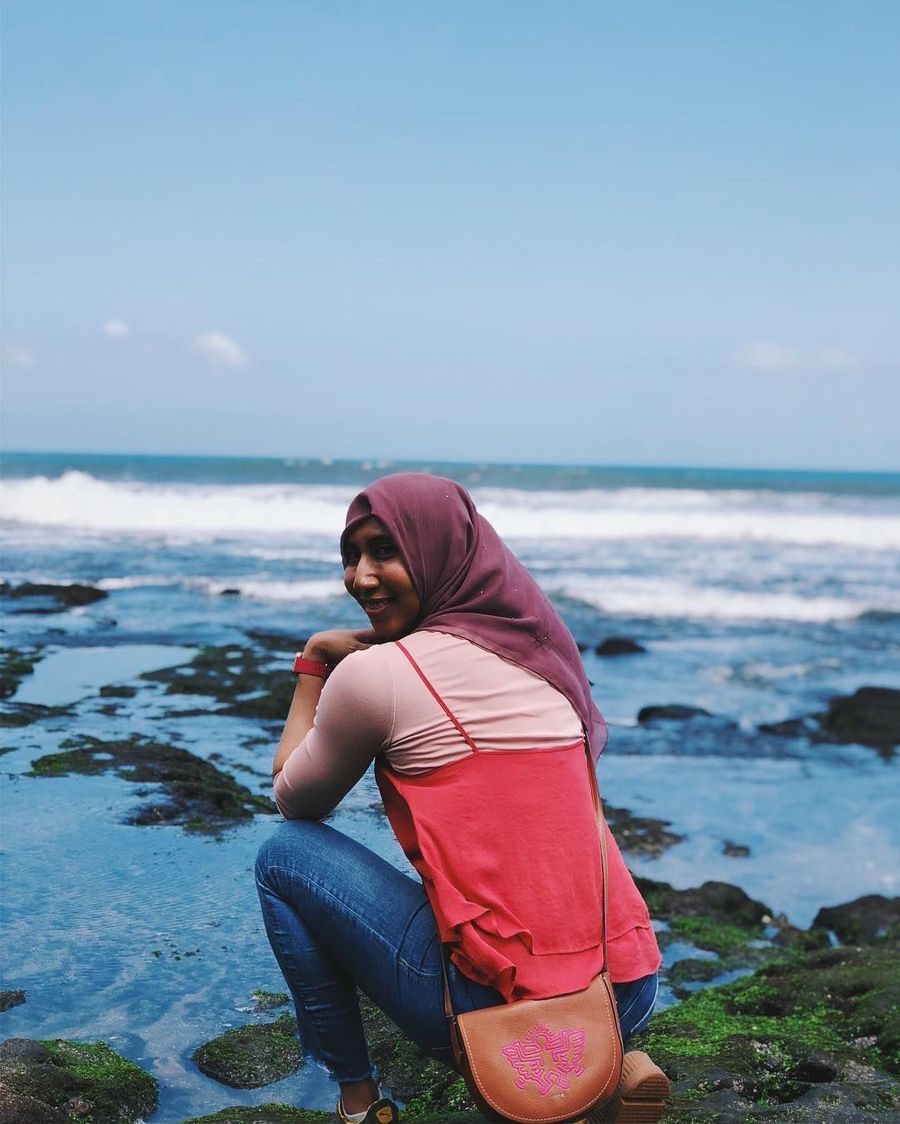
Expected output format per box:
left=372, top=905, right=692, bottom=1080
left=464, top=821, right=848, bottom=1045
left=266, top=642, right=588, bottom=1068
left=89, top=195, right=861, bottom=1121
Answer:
left=102, top=319, right=130, bottom=338
left=190, top=330, right=246, bottom=368
left=730, top=341, right=864, bottom=376
left=4, top=346, right=37, bottom=369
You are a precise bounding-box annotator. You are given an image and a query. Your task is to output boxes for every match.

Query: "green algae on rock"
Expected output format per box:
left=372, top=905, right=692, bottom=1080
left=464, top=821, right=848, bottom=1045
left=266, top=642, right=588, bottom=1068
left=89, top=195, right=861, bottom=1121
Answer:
left=0, top=646, right=44, bottom=699
left=0, top=1035, right=158, bottom=1123
left=183, top=1108, right=332, bottom=1123
left=252, top=990, right=291, bottom=1012
left=28, top=734, right=276, bottom=831
left=637, top=939, right=900, bottom=1120
left=143, top=644, right=296, bottom=721
left=359, top=995, right=477, bottom=1119
left=192, top=1015, right=304, bottom=1089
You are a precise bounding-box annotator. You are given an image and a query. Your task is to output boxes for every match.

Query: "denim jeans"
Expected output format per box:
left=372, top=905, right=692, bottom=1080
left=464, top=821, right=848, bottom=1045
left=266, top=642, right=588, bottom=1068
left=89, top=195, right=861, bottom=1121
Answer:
left=256, top=818, right=658, bottom=1083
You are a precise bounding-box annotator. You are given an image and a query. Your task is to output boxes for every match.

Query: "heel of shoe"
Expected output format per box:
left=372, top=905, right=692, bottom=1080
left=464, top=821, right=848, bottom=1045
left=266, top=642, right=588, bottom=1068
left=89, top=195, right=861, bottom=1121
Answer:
left=613, top=1051, right=671, bottom=1123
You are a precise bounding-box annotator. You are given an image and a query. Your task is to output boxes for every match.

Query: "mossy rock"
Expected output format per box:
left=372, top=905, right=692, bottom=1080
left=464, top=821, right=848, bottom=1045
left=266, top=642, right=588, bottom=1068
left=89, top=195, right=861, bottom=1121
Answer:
left=637, top=939, right=900, bottom=1120
left=143, top=644, right=295, bottom=720
left=252, top=990, right=291, bottom=1012
left=28, top=734, right=276, bottom=831
left=192, top=1015, right=303, bottom=1089
left=358, top=995, right=477, bottom=1117
left=604, top=804, right=685, bottom=858
left=183, top=1108, right=331, bottom=1123
left=0, top=646, right=43, bottom=699
left=0, top=1036, right=157, bottom=1122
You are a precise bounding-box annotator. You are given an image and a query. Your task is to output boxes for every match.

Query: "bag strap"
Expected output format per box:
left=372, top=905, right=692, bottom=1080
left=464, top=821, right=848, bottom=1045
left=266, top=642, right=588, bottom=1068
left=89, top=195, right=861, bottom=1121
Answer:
left=391, top=640, right=611, bottom=1018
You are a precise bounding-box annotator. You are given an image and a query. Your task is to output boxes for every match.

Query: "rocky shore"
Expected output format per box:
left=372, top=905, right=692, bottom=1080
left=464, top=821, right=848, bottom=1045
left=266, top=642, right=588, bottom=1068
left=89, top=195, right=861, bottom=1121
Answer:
left=2, top=610, right=898, bottom=1122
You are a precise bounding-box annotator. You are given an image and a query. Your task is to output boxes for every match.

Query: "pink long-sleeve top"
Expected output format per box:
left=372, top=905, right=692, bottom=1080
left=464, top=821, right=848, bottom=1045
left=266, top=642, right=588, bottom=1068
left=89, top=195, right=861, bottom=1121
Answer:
left=275, top=629, right=661, bottom=995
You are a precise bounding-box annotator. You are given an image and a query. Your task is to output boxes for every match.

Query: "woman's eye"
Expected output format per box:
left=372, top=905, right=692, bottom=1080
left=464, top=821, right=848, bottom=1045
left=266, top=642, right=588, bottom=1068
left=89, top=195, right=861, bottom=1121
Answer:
left=374, top=541, right=397, bottom=560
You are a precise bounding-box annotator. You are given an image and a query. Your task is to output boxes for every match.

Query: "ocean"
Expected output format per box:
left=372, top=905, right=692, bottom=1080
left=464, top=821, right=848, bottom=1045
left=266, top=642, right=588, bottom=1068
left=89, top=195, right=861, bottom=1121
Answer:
left=1, top=451, right=899, bottom=1121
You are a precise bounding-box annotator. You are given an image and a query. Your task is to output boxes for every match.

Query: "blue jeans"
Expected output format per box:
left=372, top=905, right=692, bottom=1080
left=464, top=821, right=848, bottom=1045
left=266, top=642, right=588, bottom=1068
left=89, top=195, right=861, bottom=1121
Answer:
left=256, top=819, right=658, bottom=1083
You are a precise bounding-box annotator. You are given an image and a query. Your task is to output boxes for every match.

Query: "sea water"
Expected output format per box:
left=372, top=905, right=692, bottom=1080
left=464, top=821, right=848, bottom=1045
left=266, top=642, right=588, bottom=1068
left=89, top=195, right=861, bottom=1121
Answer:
left=2, top=452, right=899, bottom=1120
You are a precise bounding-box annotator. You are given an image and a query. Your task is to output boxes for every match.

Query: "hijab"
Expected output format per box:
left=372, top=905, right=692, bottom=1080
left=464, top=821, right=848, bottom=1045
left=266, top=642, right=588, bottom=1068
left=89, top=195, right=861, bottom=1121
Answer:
left=341, top=473, right=607, bottom=757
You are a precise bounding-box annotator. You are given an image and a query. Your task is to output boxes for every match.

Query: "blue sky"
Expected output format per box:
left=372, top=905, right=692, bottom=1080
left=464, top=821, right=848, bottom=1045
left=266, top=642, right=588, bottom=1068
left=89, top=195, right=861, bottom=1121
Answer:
left=2, top=1, right=898, bottom=469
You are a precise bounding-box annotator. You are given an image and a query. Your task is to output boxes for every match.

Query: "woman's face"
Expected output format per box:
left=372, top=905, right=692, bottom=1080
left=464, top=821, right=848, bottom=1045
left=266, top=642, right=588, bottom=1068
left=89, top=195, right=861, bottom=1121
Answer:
left=343, top=517, right=421, bottom=640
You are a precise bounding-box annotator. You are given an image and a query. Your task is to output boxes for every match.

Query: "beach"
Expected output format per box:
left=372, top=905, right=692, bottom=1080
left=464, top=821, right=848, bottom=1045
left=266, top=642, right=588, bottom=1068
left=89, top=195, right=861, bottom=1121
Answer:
left=2, top=452, right=899, bottom=1121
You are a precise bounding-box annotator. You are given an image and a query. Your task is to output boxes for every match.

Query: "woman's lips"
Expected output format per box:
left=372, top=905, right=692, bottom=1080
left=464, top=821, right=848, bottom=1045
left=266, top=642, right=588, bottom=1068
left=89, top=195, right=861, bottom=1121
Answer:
left=362, top=597, right=391, bottom=616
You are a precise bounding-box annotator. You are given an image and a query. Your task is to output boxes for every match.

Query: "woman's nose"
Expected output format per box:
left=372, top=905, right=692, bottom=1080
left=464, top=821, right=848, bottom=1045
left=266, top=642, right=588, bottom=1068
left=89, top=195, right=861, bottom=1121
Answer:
left=353, top=559, right=379, bottom=590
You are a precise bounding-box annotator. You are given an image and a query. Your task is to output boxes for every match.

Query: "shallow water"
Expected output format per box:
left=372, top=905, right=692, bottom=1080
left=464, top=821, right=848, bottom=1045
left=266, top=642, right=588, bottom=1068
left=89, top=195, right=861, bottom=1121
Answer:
left=2, top=454, right=899, bottom=1121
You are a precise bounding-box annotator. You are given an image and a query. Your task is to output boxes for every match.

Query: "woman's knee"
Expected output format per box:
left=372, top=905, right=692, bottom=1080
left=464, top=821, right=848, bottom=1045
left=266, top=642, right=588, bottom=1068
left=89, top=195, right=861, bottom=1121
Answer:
left=255, top=817, right=329, bottom=886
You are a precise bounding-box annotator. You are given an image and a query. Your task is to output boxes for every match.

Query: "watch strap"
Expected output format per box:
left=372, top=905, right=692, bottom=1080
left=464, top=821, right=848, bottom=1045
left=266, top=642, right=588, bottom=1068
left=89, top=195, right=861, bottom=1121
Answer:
left=292, top=654, right=332, bottom=679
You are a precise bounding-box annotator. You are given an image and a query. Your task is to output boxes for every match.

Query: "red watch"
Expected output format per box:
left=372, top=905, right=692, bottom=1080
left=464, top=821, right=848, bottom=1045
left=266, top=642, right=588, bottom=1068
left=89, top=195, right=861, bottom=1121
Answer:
left=292, top=654, right=332, bottom=680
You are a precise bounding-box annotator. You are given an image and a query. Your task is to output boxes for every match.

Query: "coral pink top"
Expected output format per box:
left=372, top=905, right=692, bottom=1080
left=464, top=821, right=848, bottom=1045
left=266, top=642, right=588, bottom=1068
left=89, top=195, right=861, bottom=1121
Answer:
left=275, top=630, right=660, bottom=999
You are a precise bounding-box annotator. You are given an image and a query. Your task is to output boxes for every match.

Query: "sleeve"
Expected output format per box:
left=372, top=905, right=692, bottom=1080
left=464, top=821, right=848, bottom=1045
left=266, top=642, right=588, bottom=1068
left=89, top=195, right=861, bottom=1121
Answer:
left=273, top=647, right=395, bottom=820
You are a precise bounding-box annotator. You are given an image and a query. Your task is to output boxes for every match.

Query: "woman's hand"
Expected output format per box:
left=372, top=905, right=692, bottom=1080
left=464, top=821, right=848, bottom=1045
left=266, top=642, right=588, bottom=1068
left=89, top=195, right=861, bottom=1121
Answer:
left=302, top=628, right=378, bottom=666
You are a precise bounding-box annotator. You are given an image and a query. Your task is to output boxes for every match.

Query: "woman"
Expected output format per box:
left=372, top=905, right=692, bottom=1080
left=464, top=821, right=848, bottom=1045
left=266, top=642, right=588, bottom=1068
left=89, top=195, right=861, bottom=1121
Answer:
left=256, top=474, right=669, bottom=1124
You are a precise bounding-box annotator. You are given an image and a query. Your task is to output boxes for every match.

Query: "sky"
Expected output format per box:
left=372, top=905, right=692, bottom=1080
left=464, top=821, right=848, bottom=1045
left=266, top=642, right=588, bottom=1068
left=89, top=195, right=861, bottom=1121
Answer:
left=2, top=1, right=899, bottom=470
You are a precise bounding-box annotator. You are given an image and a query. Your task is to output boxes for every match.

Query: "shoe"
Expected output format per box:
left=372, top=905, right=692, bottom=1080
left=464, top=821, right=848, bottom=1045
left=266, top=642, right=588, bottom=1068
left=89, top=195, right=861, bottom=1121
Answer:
left=587, top=1050, right=671, bottom=1123
left=336, top=1096, right=400, bottom=1123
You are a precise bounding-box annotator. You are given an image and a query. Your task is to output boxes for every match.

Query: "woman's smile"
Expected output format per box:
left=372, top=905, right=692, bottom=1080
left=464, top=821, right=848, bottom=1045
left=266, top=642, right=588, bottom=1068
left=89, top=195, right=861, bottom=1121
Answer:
left=343, top=517, right=421, bottom=640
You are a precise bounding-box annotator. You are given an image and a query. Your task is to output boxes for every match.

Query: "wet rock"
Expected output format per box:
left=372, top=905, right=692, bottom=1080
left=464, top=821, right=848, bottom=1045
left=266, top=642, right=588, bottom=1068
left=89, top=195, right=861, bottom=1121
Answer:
left=637, top=877, right=770, bottom=929
left=723, top=840, right=751, bottom=858
left=595, top=636, right=646, bottom=656
left=820, top=687, right=900, bottom=755
left=812, top=894, right=900, bottom=945
left=638, top=703, right=713, bottom=723
left=0, top=582, right=108, bottom=614
left=220, top=588, right=241, bottom=597
left=0, top=647, right=43, bottom=699
left=0, top=993, right=26, bottom=1014
left=758, top=716, right=819, bottom=739
left=760, top=686, right=900, bottom=757
left=251, top=990, right=290, bottom=1012
left=0, top=702, right=72, bottom=728
left=28, top=734, right=276, bottom=831
left=0, top=1036, right=157, bottom=1123
left=359, top=995, right=477, bottom=1118
left=0, top=1039, right=45, bottom=1062
left=638, top=938, right=900, bottom=1120
left=98, top=684, right=137, bottom=698
left=144, top=644, right=295, bottom=721
left=192, top=1015, right=303, bottom=1088
left=183, top=1109, right=331, bottom=1123
left=604, top=804, right=685, bottom=858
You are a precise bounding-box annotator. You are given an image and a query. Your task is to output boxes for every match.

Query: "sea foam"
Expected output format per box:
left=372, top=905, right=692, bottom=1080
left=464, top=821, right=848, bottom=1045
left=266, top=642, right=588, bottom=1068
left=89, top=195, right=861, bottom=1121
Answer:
left=3, top=471, right=899, bottom=550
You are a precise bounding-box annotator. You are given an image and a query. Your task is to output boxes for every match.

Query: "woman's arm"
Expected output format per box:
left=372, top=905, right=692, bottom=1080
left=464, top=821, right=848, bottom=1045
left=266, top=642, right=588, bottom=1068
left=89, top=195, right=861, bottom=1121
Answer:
left=272, top=628, right=375, bottom=777
left=272, top=629, right=392, bottom=820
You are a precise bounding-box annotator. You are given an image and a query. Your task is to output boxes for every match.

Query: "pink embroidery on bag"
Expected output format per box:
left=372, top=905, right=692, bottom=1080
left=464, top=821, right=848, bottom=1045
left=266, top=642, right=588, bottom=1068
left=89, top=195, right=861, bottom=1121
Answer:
left=501, top=1023, right=586, bottom=1095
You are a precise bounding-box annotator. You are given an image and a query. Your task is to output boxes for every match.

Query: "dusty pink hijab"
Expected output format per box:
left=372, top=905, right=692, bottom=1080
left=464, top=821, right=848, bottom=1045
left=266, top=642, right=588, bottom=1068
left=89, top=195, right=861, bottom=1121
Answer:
left=342, top=473, right=607, bottom=758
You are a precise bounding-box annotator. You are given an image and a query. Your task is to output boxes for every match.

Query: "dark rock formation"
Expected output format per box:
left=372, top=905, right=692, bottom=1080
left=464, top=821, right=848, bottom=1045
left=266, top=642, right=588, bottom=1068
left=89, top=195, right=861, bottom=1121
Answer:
left=760, top=686, right=900, bottom=757
left=192, top=1015, right=303, bottom=1088
left=28, top=734, right=275, bottom=831
left=604, top=804, right=685, bottom=858
left=0, top=1037, right=157, bottom=1123
left=0, top=582, right=108, bottom=614
left=820, top=687, right=900, bottom=754
left=0, top=991, right=25, bottom=1013
left=595, top=636, right=647, bottom=656
left=812, top=894, right=900, bottom=945
left=638, top=704, right=713, bottom=723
